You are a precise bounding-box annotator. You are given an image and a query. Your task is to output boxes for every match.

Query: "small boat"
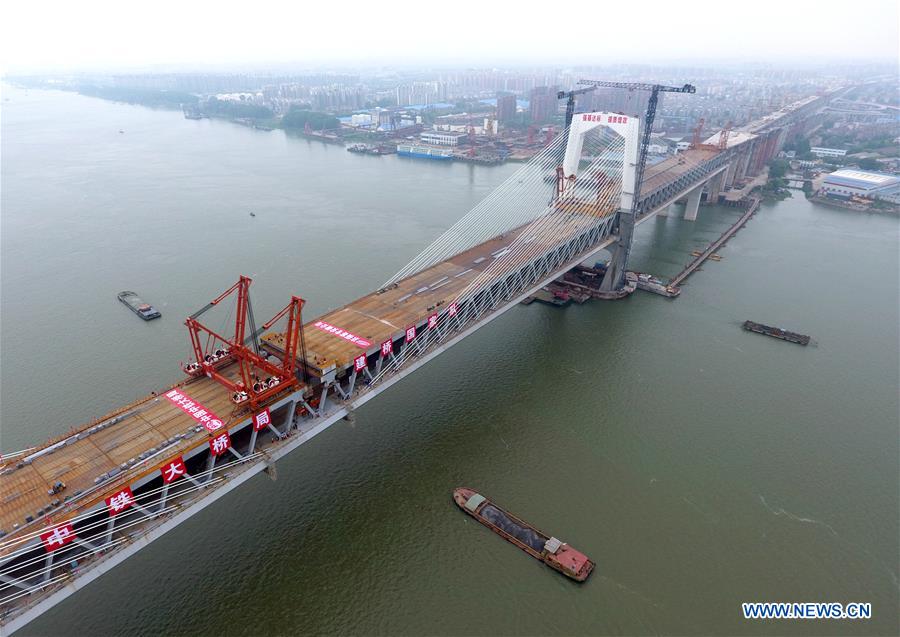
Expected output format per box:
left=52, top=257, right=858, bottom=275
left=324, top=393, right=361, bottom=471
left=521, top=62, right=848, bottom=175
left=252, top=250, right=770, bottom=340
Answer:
left=453, top=487, right=594, bottom=582
left=249, top=212, right=256, bottom=217
left=117, top=291, right=161, bottom=320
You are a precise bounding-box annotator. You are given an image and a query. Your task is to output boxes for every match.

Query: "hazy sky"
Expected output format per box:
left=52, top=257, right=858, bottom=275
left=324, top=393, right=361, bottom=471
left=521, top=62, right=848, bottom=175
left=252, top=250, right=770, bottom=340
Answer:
left=1, top=0, right=897, bottom=73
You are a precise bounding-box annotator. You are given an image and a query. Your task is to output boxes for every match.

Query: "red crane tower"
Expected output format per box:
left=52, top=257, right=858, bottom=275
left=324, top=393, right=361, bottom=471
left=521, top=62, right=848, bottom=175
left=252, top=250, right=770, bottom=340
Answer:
left=718, top=121, right=733, bottom=150
left=182, top=276, right=307, bottom=408
left=690, top=118, right=705, bottom=149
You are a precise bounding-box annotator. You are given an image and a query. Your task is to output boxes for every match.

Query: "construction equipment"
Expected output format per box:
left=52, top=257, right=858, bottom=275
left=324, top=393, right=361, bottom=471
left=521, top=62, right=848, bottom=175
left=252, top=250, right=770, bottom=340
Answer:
left=575, top=79, right=697, bottom=292
left=690, top=118, right=706, bottom=149
left=718, top=121, right=733, bottom=150
left=557, top=86, right=599, bottom=129
left=575, top=80, right=696, bottom=211
left=484, top=115, right=496, bottom=137
left=183, top=276, right=307, bottom=408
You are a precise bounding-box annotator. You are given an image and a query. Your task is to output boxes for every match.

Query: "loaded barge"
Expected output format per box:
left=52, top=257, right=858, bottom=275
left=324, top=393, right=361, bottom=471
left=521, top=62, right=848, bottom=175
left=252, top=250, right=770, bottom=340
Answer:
left=742, top=320, right=809, bottom=345
left=453, top=487, right=594, bottom=582
left=117, top=291, right=161, bottom=320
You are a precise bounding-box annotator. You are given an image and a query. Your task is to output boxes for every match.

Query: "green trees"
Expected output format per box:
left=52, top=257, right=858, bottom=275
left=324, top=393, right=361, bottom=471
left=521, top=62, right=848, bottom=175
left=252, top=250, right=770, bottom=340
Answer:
left=281, top=107, right=339, bottom=131
left=77, top=85, right=198, bottom=108
left=202, top=97, right=273, bottom=119
left=795, top=137, right=812, bottom=158
left=857, top=158, right=881, bottom=171
left=784, top=135, right=813, bottom=159
left=768, top=158, right=789, bottom=179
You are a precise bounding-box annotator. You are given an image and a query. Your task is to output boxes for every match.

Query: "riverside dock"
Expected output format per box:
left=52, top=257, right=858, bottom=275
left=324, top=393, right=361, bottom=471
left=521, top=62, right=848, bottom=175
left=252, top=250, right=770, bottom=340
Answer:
left=668, top=197, right=759, bottom=288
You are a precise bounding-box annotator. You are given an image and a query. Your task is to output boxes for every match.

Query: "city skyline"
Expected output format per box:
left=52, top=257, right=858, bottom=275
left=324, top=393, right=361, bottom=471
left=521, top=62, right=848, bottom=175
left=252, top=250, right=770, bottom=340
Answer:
left=1, top=0, right=898, bottom=74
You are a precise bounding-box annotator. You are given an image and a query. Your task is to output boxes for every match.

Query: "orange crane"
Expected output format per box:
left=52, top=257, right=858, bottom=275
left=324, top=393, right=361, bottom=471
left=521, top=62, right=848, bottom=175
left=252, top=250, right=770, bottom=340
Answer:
left=718, top=121, right=733, bottom=150
left=690, top=118, right=705, bottom=149
left=182, top=276, right=307, bottom=408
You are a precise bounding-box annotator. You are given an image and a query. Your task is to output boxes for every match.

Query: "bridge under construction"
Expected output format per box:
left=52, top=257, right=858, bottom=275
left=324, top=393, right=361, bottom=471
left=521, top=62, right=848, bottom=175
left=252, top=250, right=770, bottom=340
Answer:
left=0, top=81, right=836, bottom=634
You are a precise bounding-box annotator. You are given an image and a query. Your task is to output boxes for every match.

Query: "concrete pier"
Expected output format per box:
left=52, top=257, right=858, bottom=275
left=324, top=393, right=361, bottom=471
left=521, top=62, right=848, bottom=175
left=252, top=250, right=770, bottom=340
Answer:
left=683, top=183, right=703, bottom=221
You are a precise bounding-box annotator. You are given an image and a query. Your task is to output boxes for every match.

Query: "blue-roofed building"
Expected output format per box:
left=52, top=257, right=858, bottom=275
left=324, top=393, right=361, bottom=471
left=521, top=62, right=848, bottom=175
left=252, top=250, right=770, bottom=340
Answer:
left=821, top=169, right=900, bottom=200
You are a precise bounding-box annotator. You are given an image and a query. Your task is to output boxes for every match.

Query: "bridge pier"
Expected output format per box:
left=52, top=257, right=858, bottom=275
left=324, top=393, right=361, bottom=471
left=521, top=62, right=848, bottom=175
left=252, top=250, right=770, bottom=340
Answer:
left=683, top=183, right=704, bottom=221
left=706, top=171, right=726, bottom=204
left=724, top=159, right=739, bottom=189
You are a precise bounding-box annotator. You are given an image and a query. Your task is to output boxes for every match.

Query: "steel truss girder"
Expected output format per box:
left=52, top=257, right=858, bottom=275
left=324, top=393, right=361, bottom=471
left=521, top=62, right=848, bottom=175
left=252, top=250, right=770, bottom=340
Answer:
left=370, top=216, right=616, bottom=382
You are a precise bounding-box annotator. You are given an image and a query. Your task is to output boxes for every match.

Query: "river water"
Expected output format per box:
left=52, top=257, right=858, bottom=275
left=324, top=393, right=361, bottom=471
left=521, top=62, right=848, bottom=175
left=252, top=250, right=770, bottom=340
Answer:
left=2, top=85, right=898, bottom=636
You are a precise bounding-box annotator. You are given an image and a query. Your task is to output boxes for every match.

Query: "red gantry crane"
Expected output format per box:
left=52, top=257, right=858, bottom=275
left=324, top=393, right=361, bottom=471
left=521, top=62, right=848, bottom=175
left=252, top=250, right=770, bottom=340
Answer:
left=182, top=276, right=308, bottom=408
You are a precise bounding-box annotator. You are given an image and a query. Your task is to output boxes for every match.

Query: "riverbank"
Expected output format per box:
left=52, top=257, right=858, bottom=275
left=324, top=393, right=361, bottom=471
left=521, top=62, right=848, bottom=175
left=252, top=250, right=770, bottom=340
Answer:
left=810, top=193, right=900, bottom=214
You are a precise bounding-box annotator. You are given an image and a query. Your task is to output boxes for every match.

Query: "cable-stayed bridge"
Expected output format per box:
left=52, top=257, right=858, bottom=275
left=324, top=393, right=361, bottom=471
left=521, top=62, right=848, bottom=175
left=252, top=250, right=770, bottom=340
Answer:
left=0, top=85, right=834, bottom=634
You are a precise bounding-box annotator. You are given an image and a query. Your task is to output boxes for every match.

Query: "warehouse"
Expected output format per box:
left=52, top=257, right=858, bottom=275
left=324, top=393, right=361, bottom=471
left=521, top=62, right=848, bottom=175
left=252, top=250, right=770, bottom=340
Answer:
left=820, top=169, right=900, bottom=200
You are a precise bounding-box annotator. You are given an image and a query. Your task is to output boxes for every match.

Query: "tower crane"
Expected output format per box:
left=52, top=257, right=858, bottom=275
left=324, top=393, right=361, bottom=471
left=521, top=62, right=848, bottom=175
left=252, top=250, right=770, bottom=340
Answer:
left=576, top=80, right=696, bottom=205
left=573, top=79, right=697, bottom=291
left=557, top=86, right=599, bottom=129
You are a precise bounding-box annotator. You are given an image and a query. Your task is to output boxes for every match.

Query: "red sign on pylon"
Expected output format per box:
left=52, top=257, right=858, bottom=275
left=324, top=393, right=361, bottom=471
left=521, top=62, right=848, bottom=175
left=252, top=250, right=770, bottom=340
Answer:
left=253, top=408, right=271, bottom=432
left=40, top=523, right=76, bottom=552
left=209, top=431, right=231, bottom=457
left=160, top=456, right=187, bottom=484
left=105, top=486, right=135, bottom=516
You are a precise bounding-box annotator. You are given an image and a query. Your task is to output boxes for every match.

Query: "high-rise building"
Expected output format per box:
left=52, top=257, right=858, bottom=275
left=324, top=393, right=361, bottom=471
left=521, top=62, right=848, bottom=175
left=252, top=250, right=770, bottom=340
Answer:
left=529, top=86, right=558, bottom=124
left=496, top=92, right=517, bottom=124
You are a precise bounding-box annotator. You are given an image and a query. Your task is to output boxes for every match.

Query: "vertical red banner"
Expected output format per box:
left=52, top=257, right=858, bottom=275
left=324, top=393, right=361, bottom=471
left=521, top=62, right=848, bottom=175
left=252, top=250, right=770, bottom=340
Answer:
left=40, top=523, right=76, bottom=552
left=209, top=431, right=231, bottom=456
left=253, top=408, right=271, bottom=432
left=160, top=456, right=187, bottom=484
left=105, top=486, right=135, bottom=516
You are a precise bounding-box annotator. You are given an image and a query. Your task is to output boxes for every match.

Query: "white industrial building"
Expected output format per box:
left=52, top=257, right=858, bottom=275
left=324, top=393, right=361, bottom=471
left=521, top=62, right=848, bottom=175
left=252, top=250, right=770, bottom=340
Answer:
left=811, top=147, right=847, bottom=158
left=821, top=169, right=900, bottom=199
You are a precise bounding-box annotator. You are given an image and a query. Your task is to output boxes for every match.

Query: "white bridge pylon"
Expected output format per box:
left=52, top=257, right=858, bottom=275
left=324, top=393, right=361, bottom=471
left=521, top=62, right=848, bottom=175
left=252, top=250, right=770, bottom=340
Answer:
left=561, top=111, right=641, bottom=212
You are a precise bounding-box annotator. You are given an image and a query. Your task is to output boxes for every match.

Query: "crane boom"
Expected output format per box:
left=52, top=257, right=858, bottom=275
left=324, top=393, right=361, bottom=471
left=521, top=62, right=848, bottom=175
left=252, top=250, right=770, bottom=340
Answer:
left=557, top=86, right=599, bottom=129
left=576, top=80, right=696, bottom=200
left=574, top=79, right=698, bottom=291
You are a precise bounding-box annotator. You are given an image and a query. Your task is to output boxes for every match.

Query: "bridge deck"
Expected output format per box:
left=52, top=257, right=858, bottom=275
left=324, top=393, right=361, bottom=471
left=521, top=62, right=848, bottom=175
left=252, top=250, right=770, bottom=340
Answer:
left=640, top=148, right=720, bottom=197
left=0, top=372, right=242, bottom=542
left=268, top=207, right=611, bottom=370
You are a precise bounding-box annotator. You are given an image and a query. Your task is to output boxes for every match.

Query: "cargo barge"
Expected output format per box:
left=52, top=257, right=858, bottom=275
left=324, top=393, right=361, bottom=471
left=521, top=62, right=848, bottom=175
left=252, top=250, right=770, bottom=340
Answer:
left=742, top=320, right=809, bottom=345
left=347, top=143, right=395, bottom=156
left=453, top=487, right=594, bottom=582
left=117, top=291, right=161, bottom=320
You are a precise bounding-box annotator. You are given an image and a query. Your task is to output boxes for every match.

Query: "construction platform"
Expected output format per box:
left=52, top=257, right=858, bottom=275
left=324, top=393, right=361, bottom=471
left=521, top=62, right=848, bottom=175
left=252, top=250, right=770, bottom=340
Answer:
left=0, top=371, right=243, bottom=545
